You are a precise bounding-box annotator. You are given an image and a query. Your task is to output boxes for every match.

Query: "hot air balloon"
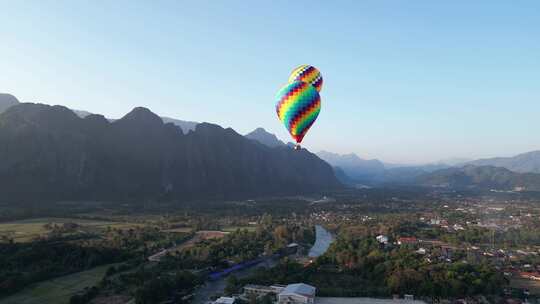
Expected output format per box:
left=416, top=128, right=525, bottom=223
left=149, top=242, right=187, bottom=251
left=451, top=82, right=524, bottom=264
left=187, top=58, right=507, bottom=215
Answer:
left=288, top=65, right=323, bottom=92
left=276, top=80, right=321, bottom=150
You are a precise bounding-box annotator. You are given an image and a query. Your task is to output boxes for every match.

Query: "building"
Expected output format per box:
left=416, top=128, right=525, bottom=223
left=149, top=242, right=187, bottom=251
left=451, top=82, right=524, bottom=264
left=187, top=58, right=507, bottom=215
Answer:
left=519, top=272, right=540, bottom=281
left=214, top=296, right=235, bottom=304
left=278, top=283, right=316, bottom=304
left=244, top=284, right=285, bottom=298
left=416, top=248, right=427, bottom=255
left=397, top=237, right=417, bottom=246
left=430, top=219, right=441, bottom=225
left=285, top=243, right=300, bottom=255
left=376, top=235, right=389, bottom=244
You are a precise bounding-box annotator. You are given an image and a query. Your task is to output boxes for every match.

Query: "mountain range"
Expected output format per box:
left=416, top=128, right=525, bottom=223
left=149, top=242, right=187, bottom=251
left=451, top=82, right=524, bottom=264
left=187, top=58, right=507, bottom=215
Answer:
left=3, top=93, right=540, bottom=195
left=245, top=128, right=286, bottom=148
left=316, top=151, right=385, bottom=183
left=465, top=151, right=540, bottom=174
left=0, top=93, right=19, bottom=113
left=417, top=165, right=540, bottom=191
left=242, top=127, right=540, bottom=190
left=161, top=117, right=199, bottom=134
left=0, top=103, right=341, bottom=203
left=0, top=93, right=201, bottom=135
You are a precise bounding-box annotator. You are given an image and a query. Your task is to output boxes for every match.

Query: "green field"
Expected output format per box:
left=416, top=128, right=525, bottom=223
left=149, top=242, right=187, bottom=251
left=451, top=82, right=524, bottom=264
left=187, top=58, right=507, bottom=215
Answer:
left=221, top=226, right=257, bottom=232
left=0, top=264, right=117, bottom=304
left=0, top=217, right=141, bottom=242
left=162, top=227, right=193, bottom=233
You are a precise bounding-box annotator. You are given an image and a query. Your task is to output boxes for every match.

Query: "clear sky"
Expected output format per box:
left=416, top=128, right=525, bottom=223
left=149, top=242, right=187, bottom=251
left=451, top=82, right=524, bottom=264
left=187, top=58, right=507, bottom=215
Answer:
left=1, top=1, right=539, bottom=164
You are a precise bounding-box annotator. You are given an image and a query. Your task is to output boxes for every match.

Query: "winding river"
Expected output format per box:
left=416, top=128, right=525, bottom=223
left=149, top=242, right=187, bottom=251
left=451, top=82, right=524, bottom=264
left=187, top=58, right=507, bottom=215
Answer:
left=308, top=225, right=334, bottom=257
left=192, top=225, right=334, bottom=303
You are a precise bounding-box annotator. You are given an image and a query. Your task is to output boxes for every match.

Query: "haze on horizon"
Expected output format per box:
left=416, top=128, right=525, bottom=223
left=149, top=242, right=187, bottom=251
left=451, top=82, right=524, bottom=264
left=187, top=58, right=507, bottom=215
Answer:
left=1, top=1, right=539, bottom=164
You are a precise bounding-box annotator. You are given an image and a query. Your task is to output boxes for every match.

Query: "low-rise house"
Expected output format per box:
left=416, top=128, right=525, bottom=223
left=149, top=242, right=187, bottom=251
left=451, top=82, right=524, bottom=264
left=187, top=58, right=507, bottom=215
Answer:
left=430, top=219, right=441, bottom=225
left=453, top=224, right=465, bottom=231
left=519, top=272, right=540, bottom=281
left=214, top=296, right=236, bottom=304
left=244, top=284, right=285, bottom=298
left=376, top=235, right=389, bottom=244
left=397, top=237, right=418, bottom=246
left=278, top=283, right=316, bottom=304
left=285, top=243, right=300, bottom=255
left=441, top=246, right=455, bottom=260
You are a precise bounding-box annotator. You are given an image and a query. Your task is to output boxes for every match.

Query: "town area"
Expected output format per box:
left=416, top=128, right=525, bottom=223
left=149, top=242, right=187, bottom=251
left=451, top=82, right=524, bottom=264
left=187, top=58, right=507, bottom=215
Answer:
left=1, top=189, right=540, bottom=304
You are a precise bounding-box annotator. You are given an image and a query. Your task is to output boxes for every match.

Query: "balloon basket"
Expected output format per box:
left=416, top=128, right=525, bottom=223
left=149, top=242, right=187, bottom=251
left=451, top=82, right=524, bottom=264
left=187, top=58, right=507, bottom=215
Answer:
left=294, top=144, right=301, bottom=150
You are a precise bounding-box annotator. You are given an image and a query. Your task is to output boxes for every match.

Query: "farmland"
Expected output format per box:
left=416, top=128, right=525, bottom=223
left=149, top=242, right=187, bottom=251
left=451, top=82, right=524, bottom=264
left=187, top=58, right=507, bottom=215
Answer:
left=0, top=264, right=115, bottom=304
left=0, top=217, right=143, bottom=242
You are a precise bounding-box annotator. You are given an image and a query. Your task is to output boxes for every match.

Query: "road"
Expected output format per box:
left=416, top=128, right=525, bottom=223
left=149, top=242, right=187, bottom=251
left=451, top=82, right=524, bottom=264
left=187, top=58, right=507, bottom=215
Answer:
left=191, top=257, right=277, bottom=304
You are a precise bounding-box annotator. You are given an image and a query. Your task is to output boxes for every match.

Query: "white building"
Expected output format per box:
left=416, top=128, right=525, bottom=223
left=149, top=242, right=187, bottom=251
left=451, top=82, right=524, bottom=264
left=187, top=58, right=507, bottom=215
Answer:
left=376, top=235, right=388, bottom=244
left=244, top=284, right=285, bottom=298
left=278, top=283, right=316, bottom=304
left=214, top=296, right=235, bottom=304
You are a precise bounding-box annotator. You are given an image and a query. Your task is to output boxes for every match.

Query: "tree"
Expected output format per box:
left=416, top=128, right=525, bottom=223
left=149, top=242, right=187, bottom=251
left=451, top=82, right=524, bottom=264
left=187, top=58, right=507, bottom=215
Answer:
left=224, top=275, right=239, bottom=295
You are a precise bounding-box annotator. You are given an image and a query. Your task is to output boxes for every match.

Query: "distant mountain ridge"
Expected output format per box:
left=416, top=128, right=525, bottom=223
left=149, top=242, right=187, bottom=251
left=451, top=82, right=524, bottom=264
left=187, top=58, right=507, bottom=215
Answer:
left=0, top=103, right=341, bottom=203
left=316, top=151, right=386, bottom=182
left=4, top=94, right=540, bottom=194
left=245, top=128, right=286, bottom=148
left=466, top=151, right=540, bottom=174
left=241, top=127, right=540, bottom=189
left=0, top=94, right=200, bottom=134
left=0, top=93, right=19, bottom=113
left=417, top=165, right=540, bottom=191
left=161, top=117, right=199, bottom=134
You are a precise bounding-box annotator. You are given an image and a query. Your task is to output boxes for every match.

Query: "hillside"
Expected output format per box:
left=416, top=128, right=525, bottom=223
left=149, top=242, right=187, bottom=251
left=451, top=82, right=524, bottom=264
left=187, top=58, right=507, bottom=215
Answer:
left=0, top=93, right=19, bottom=113
left=316, top=151, right=386, bottom=182
left=245, top=128, right=286, bottom=148
left=161, top=117, right=199, bottom=134
left=467, top=151, right=540, bottom=174
left=0, top=103, right=341, bottom=203
left=417, top=165, right=540, bottom=191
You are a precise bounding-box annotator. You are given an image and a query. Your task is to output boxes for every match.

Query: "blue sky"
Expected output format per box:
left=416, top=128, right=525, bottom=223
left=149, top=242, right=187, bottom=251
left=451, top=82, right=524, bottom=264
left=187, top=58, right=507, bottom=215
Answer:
left=1, top=1, right=539, bottom=163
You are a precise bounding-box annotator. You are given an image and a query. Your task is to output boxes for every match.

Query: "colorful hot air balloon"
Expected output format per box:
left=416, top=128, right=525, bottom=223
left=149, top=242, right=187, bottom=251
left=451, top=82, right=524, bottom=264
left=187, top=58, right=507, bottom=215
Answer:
left=288, top=65, right=323, bottom=92
left=276, top=80, right=321, bottom=149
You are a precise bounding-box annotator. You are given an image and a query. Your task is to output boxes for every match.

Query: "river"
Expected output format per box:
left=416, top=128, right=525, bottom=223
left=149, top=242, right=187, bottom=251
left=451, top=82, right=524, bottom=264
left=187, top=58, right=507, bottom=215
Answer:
left=308, top=225, right=334, bottom=257
left=192, top=225, right=333, bottom=303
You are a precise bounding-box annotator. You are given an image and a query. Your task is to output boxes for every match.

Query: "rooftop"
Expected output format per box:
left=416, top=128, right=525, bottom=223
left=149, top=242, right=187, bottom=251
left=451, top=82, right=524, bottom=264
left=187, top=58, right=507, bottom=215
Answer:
left=244, top=284, right=275, bottom=291
left=279, top=283, right=316, bottom=298
left=214, top=296, right=235, bottom=304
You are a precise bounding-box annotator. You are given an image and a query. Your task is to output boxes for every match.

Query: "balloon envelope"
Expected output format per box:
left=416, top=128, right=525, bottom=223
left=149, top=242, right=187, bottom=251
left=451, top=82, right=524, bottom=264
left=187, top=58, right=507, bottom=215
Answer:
left=288, top=65, right=323, bottom=92
left=276, top=81, right=321, bottom=144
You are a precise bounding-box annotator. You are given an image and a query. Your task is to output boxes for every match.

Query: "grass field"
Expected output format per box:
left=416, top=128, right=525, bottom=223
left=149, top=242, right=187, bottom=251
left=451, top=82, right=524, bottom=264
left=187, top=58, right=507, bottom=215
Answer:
left=0, top=217, right=141, bottom=242
left=221, top=226, right=256, bottom=232
left=0, top=264, right=117, bottom=304
left=162, top=227, right=193, bottom=233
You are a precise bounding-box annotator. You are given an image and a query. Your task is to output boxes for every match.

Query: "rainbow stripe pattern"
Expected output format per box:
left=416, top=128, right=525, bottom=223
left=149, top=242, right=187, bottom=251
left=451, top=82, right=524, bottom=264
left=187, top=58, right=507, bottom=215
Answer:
left=275, top=81, right=321, bottom=144
left=288, top=65, right=323, bottom=92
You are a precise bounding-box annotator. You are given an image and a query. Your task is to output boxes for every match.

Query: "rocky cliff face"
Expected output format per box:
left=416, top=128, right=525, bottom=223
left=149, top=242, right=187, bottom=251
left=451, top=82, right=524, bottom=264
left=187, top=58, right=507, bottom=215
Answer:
left=0, top=93, right=19, bottom=113
left=245, top=128, right=286, bottom=148
left=0, top=103, right=341, bottom=202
